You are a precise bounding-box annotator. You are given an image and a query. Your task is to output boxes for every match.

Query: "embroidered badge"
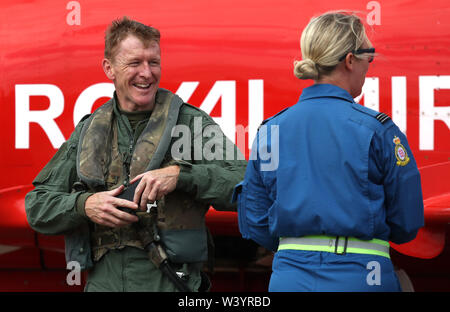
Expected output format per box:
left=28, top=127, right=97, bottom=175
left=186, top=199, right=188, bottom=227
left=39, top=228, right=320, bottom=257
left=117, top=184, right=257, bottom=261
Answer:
left=393, top=136, right=410, bottom=166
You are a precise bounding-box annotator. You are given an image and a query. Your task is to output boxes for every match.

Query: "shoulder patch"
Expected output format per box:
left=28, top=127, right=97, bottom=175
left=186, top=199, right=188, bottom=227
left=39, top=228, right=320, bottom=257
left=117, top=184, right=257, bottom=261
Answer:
left=393, top=136, right=410, bottom=166
left=375, top=112, right=391, bottom=124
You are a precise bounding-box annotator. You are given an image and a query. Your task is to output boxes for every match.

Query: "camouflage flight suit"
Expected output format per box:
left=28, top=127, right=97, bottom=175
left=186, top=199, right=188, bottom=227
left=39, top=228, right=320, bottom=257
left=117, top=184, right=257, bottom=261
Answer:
left=25, top=89, right=247, bottom=291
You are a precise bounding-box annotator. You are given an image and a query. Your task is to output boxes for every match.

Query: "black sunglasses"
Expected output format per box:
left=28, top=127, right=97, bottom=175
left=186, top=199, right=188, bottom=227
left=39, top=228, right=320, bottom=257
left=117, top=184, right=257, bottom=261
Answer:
left=338, top=48, right=375, bottom=63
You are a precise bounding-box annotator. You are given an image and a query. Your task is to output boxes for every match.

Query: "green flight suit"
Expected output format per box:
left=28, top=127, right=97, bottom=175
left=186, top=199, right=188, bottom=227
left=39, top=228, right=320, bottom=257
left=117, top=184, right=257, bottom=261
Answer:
left=25, top=90, right=247, bottom=292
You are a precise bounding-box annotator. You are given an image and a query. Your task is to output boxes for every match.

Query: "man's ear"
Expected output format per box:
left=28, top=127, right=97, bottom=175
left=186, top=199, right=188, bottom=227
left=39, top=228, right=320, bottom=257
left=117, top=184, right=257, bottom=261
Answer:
left=102, top=58, right=115, bottom=80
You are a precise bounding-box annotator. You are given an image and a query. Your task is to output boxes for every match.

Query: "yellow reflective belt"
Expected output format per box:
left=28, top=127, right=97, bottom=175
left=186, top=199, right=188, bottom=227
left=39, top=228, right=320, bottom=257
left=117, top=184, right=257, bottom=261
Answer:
left=278, top=236, right=390, bottom=259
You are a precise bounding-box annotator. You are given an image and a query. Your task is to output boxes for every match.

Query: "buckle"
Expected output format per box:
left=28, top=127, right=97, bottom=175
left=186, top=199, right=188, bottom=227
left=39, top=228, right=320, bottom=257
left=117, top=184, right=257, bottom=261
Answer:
left=334, top=236, right=348, bottom=255
left=146, top=201, right=157, bottom=213
left=176, top=272, right=189, bottom=281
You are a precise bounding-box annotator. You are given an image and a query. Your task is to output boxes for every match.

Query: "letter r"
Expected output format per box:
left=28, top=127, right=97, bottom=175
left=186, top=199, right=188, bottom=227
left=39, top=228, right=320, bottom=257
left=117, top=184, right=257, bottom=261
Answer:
left=15, top=84, right=65, bottom=149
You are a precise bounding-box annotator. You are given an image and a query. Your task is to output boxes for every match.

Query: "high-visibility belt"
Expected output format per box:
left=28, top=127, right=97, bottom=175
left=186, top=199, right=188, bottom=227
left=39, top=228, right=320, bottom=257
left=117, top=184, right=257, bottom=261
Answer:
left=278, top=235, right=390, bottom=259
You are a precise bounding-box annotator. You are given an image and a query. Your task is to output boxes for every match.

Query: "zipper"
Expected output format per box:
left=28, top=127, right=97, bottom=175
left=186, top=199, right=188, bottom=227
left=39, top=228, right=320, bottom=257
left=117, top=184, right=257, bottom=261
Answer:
left=122, top=116, right=135, bottom=187
left=122, top=118, right=147, bottom=187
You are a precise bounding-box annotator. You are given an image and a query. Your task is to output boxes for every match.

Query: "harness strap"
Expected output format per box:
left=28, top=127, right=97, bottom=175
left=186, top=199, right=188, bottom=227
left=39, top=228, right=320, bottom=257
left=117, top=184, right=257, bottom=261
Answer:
left=133, top=206, right=193, bottom=292
left=278, top=235, right=390, bottom=259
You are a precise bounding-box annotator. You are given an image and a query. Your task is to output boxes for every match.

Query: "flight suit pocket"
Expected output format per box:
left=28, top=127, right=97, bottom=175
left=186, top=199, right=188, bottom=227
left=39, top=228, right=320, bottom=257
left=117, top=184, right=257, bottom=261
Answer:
left=160, top=228, right=208, bottom=263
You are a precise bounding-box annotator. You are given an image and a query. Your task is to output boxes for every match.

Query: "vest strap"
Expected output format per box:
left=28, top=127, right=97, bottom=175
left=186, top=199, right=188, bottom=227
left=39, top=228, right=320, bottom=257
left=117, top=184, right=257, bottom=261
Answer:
left=278, top=235, right=390, bottom=259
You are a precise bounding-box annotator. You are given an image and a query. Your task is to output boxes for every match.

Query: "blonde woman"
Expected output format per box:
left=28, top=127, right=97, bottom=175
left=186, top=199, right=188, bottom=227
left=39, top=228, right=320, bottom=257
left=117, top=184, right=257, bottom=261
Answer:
left=234, top=12, right=424, bottom=291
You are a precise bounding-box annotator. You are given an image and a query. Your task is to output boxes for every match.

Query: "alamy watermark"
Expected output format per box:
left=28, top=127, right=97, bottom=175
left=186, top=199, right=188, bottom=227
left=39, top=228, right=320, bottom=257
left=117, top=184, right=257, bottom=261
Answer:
left=170, top=117, right=279, bottom=171
left=367, top=1, right=381, bottom=26
left=366, top=260, right=381, bottom=286
left=66, top=260, right=81, bottom=286
left=66, top=258, right=383, bottom=287
left=66, top=1, right=81, bottom=26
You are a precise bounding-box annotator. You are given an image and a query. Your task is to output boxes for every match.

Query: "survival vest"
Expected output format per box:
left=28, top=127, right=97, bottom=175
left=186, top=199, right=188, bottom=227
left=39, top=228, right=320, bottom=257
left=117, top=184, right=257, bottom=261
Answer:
left=74, top=88, right=209, bottom=265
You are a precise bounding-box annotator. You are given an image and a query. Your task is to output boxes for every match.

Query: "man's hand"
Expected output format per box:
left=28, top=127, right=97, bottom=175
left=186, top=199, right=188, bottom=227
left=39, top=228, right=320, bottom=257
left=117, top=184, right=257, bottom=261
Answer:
left=130, top=165, right=180, bottom=211
left=85, top=185, right=139, bottom=228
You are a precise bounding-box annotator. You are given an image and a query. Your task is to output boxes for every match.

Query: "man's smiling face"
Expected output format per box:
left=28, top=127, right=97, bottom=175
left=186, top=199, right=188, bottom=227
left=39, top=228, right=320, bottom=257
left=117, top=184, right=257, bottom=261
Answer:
left=104, top=34, right=161, bottom=111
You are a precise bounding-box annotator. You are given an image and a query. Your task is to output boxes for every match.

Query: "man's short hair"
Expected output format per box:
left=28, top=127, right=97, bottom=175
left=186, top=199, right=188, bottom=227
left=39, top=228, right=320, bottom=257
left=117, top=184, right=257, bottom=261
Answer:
left=104, top=16, right=160, bottom=60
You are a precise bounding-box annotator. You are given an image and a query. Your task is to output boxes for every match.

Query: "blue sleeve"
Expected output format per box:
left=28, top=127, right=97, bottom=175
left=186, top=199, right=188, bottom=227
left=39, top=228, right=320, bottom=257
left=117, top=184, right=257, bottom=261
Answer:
left=232, top=132, right=279, bottom=251
left=370, top=123, right=425, bottom=244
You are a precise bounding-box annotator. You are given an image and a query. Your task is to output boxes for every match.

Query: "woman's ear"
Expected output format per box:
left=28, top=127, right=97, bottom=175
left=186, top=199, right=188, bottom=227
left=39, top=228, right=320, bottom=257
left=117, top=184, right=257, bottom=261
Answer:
left=344, top=53, right=355, bottom=71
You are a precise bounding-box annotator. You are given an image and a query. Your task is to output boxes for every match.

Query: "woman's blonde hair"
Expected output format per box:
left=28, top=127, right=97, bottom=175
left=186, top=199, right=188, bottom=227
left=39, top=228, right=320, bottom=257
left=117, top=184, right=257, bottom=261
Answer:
left=294, top=11, right=371, bottom=80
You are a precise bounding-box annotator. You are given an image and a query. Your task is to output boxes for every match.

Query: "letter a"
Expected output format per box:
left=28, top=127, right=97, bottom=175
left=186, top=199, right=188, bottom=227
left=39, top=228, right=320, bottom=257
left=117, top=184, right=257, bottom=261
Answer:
left=366, top=1, right=381, bottom=26
left=66, top=261, right=81, bottom=286
left=66, top=1, right=81, bottom=25
left=366, top=261, right=381, bottom=286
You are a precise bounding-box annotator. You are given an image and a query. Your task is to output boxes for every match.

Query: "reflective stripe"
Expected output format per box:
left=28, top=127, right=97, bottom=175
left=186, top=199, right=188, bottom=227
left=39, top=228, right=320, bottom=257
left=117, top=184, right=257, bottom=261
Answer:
left=278, top=236, right=390, bottom=259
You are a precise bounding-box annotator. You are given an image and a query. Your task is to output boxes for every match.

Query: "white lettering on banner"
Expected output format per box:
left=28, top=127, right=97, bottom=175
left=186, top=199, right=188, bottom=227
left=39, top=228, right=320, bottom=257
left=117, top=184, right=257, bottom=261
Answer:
left=13, top=77, right=449, bottom=150
left=419, top=75, right=450, bottom=150
left=175, top=80, right=264, bottom=146
left=201, top=81, right=236, bottom=145
left=355, top=77, right=379, bottom=112
left=358, top=76, right=408, bottom=134
left=73, top=83, right=115, bottom=126
left=178, top=80, right=236, bottom=143
left=248, top=79, right=264, bottom=149
left=392, top=76, right=407, bottom=134
left=15, top=84, right=65, bottom=149
left=175, top=81, right=199, bottom=103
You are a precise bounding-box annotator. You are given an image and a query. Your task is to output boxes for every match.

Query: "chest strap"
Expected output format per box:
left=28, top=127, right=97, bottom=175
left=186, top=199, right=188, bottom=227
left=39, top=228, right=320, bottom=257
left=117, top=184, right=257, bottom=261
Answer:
left=278, top=235, right=390, bottom=259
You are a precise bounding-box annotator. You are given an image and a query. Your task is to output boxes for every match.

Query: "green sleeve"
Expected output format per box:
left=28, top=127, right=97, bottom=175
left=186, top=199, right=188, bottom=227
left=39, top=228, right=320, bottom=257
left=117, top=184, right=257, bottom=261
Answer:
left=174, top=106, right=247, bottom=211
left=25, top=120, right=90, bottom=235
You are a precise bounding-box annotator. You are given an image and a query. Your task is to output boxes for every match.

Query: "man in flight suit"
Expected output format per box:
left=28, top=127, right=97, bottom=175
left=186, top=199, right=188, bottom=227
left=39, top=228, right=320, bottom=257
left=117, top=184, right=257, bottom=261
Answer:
left=25, top=17, right=247, bottom=291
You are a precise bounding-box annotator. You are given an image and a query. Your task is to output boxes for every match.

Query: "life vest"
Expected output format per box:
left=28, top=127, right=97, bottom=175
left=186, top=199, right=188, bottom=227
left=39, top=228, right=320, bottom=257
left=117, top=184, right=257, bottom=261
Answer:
left=76, top=89, right=209, bottom=264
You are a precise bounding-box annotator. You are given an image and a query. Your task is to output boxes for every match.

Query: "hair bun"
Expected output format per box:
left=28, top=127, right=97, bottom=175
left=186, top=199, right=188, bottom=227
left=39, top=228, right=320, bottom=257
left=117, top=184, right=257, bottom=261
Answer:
left=293, top=59, right=319, bottom=80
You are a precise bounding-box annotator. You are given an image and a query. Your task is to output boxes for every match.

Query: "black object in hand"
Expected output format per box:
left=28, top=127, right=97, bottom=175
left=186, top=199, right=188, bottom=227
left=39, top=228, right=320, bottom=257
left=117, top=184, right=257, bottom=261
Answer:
left=115, top=178, right=142, bottom=215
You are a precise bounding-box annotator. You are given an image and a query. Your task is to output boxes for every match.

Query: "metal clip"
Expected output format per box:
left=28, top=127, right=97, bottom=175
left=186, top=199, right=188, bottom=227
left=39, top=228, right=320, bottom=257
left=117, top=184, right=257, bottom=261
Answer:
left=334, top=236, right=348, bottom=255
left=176, top=272, right=189, bottom=281
left=146, top=201, right=157, bottom=213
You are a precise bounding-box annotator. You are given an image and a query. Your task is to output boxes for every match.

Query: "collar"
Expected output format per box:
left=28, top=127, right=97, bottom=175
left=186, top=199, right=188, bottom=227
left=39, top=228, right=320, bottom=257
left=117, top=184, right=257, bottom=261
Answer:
left=111, top=92, right=136, bottom=135
left=112, top=90, right=162, bottom=116
left=112, top=91, right=122, bottom=117
left=299, top=83, right=355, bottom=104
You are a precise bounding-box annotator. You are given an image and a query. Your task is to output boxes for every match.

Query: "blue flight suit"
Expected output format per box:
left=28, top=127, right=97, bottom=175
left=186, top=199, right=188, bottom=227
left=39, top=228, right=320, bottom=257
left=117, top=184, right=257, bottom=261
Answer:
left=233, top=84, right=424, bottom=291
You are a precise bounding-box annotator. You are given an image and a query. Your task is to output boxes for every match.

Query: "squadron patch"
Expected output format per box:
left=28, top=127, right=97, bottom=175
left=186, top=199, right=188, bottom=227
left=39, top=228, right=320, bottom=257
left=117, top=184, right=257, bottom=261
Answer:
left=393, top=136, right=410, bottom=166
